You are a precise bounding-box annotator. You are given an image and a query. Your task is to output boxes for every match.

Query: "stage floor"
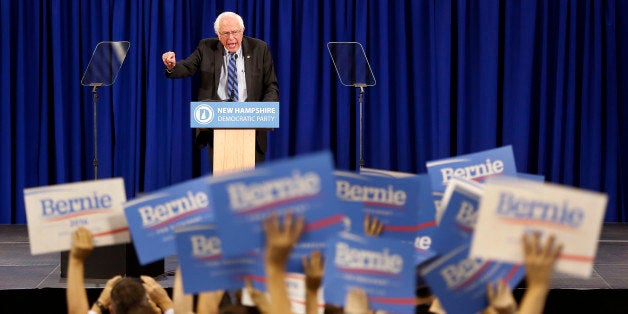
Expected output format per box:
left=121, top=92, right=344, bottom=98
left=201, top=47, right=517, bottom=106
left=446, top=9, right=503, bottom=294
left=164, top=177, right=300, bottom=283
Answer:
left=0, top=224, right=177, bottom=290
left=1, top=223, right=627, bottom=290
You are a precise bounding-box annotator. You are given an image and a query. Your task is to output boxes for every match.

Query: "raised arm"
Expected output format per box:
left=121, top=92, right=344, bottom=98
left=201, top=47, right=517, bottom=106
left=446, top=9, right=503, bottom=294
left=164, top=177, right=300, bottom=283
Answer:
left=196, top=289, right=225, bottom=314
left=66, top=227, right=94, bottom=314
left=172, top=267, right=194, bottom=314
left=518, top=233, right=562, bottom=314
left=263, top=211, right=304, bottom=313
left=302, top=250, right=324, bottom=314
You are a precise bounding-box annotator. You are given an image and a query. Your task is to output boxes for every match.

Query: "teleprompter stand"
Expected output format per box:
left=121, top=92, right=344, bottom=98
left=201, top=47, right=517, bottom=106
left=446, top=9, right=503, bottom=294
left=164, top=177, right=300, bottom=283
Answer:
left=328, top=42, right=376, bottom=169
left=60, top=41, right=163, bottom=280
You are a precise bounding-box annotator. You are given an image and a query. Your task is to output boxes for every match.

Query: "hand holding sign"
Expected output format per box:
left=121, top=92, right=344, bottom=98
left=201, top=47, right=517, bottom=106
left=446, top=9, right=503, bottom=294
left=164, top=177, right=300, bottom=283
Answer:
left=517, top=233, right=563, bottom=314
left=70, top=227, right=94, bottom=261
left=522, top=232, right=562, bottom=290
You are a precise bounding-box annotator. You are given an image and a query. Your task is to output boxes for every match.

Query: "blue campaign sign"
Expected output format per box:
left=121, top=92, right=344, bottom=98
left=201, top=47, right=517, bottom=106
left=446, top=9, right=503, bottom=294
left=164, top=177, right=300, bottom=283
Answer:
left=334, top=170, right=422, bottom=243
left=426, top=145, right=517, bottom=210
left=426, top=146, right=517, bottom=190
left=358, top=169, right=439, bottom=266
left=210, top=151, right=345, bottom=270
left=190, top=102, right=279, bottom=128
left=430, top=179, right=483, bottom=255
left=123, top=176, right=214, bottom=265
left=323, top=232, right=416, bottom=313
left=174, top=224, right=256, bottom=294
left=421, top=245, right=524, bottom=314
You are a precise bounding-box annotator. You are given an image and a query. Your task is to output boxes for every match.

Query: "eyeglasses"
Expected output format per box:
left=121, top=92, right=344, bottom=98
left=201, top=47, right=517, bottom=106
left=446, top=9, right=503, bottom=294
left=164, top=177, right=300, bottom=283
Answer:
left=219, top=29, right=242, bottom=38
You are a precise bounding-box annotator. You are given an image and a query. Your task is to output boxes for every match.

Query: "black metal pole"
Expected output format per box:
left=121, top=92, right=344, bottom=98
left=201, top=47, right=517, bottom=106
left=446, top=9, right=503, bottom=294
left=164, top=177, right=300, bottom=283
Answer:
left=358, top=85, right=365, bottom=169
left=92, top=85, right=100, bottom=180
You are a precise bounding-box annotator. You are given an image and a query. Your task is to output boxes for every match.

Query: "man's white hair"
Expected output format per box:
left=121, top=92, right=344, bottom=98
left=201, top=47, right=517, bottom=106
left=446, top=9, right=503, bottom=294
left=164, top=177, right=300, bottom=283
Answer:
left=214, top=12, right=245, bottom=35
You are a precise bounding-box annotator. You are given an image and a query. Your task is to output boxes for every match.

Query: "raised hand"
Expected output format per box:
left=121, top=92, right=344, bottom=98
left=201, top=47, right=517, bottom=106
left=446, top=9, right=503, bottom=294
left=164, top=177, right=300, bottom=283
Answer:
left=70, top=227, right=94, bottom=261
left=364, top=213, right=383, bottom=236
left=263, top=211, right=304, bottom=267
left=263, top=211, right=304, bottom=314
left=518, top=232, right=563, bottom=314
left=141, top=275, right=174, bottom=312
left=344, top=288, right=371, bottom=314
left=244, top=278, right=271, bottom=314
left=486, top=280, right=517, bottom=314
left=302, top=250, right=324, bottom=291
left=522, top=232, right=562, bottom=290
left=162, top=51, right=176, bottom=70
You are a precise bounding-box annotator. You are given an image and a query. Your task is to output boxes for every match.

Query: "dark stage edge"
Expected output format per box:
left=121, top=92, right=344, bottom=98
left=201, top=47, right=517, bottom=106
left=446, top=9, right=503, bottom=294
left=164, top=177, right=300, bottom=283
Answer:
left=1, top=224, right=627, bottom=313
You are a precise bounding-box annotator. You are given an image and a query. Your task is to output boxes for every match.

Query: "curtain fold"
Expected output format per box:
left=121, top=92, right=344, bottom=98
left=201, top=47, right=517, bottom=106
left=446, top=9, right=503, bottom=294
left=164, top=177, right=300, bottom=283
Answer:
left=1, top=0, right=625, bottom=223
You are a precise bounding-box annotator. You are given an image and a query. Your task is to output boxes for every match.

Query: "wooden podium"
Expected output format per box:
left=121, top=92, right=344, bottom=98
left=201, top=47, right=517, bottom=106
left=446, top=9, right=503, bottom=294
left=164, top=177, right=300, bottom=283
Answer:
left=212, top=129, right=256, bottom=175
left=191, top=101, right=279, bottom=174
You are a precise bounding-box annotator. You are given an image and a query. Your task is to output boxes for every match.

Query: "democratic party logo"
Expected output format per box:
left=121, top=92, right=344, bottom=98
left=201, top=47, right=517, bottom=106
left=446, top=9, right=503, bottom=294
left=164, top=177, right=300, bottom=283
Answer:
left=194, top=104, right=214, bottom=125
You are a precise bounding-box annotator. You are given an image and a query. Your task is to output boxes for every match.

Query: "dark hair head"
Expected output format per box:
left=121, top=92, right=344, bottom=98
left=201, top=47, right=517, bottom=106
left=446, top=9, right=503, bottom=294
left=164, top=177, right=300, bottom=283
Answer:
left=110, top=277, right=151, bottom=314
left=415, top=284, right=432, bottom=298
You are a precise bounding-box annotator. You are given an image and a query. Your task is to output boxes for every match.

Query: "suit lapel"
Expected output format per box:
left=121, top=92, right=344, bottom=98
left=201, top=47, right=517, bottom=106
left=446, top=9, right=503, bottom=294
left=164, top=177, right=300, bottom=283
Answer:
left=242, top=37, right=253, bottom=100
left=213, top=39, right=224, bottom=97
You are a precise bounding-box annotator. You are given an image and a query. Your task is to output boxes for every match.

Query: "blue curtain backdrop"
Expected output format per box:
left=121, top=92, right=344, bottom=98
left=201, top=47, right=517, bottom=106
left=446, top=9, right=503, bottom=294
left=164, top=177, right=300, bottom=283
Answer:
left=1, top=0, right=626, bottom=223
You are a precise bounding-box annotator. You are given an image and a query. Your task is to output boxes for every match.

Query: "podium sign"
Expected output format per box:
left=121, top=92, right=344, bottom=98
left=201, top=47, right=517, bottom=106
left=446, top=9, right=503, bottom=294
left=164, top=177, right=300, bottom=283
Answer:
left=190, top=102, right=279, bottom=128
left=190, top=101, right=279, bottom=175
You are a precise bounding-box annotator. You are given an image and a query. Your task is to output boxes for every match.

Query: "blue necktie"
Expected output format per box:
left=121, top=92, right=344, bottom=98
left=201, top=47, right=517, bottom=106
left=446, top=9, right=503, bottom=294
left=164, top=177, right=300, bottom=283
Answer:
left=228, top=53, right=238, bottom=101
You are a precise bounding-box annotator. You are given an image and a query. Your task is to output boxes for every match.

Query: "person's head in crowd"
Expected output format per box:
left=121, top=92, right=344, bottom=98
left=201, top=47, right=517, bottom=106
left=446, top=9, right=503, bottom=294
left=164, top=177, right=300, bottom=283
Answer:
left=109, top=277, right=154, bottom=314
left=214, top=12, right=245, bottom=53
left=66, top=227, right=174, bottom=314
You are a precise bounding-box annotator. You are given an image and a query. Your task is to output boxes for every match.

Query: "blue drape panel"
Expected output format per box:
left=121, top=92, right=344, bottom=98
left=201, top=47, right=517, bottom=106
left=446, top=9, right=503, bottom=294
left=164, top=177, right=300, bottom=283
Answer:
left=1, top=0, right=626, bottom=223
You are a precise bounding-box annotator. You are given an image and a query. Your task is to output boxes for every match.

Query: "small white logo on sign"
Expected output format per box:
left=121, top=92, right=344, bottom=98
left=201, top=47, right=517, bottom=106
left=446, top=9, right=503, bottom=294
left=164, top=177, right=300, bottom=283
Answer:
left=194, top=105, right=214, bottom=124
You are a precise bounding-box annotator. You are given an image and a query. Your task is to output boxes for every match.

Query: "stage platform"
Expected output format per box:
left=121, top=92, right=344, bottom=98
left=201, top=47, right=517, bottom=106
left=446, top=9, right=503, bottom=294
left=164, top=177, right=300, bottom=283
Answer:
left=1, top=224, right=627, bottom=313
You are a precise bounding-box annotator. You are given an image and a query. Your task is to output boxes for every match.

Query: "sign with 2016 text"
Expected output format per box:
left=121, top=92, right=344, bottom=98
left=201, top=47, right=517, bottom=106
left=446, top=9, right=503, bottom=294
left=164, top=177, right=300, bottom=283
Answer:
left=470, top=177, right=608, bottom=278
left=23, top=178, right=129, bottom=255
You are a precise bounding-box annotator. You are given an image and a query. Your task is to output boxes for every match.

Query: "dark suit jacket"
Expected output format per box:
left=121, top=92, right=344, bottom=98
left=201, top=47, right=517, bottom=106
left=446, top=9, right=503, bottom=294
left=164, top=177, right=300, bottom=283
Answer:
left=165, top=36, right=279, bottom=158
